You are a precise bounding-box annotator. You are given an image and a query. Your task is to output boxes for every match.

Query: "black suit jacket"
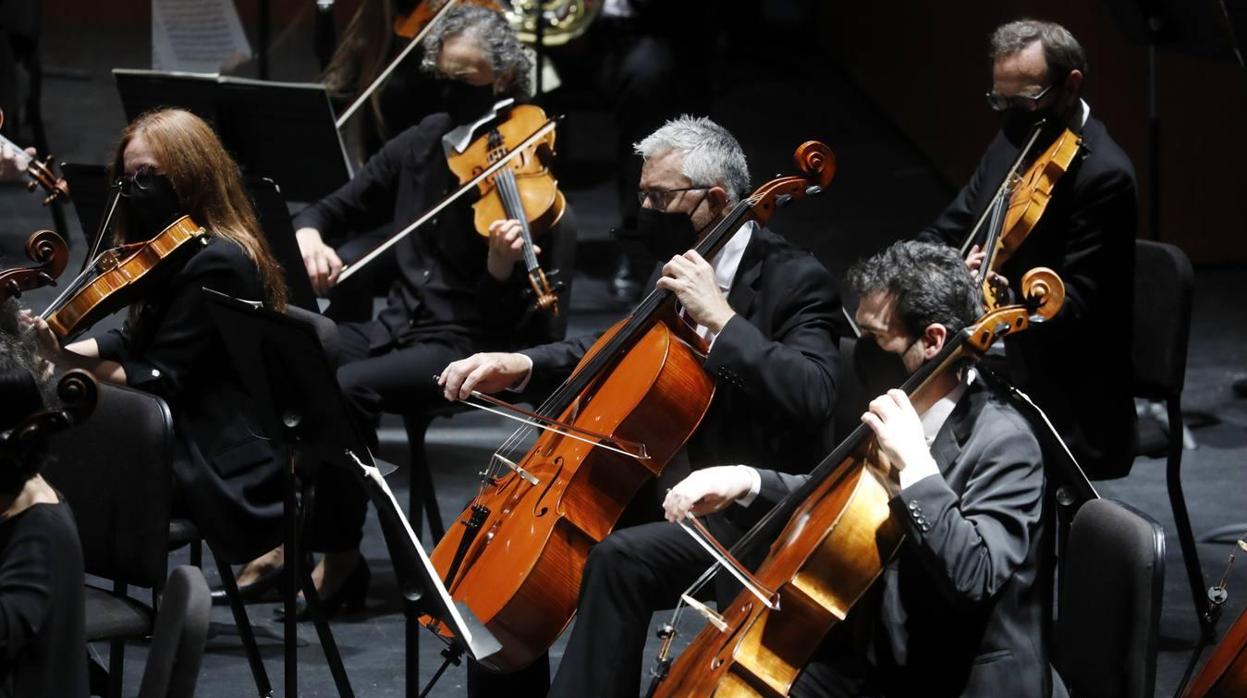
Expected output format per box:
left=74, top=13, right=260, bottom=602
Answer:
left=522, top=225, right=842, bottom=495
left=293, top=112, right=576, bottom=353
left=755, top=379, right=1049, bottom=698
left=917, top=114, right=1137, bottom=478
left=95, top=237, right=283, bottom=563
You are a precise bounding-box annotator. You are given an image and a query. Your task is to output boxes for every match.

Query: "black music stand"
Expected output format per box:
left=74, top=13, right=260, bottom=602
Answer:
left=203, top=289, right=502, bottom=698
left=112, top=69, right=352, bottom=202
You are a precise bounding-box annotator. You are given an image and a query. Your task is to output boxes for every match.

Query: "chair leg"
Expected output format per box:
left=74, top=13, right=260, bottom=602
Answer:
left=1166, top=399, right=1214, bottom=640
left=404, top=414, right=446, bottom=541
left=213, top=549, right=275, bottom=697
left=405, top=597, right=420, bottom=698
left=190, top=539, right=203, bottom=568
left=299, top=569, right=356, bottom=697
left=108, top=639, right=125, bottom=698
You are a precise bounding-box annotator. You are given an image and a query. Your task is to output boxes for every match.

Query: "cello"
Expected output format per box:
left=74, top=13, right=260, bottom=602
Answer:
left=1180, top=535, right=1247, bottom=698
left=1, top=230, right=70, bottom=304
left=421, top=141, right=837, bottom=671
left=648, top=268, right=1066, bottom=697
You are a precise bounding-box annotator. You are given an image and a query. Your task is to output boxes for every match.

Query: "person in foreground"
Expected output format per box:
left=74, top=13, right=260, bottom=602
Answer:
left=659, top=240, right=1055, bottom=697
left=0, top=347, right=87, bottom=698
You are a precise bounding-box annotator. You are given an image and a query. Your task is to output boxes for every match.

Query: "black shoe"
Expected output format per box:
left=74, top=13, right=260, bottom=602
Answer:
left=210, top=566, right=287, bottom=606
left=1234, top=376, right=1247, bottom=398
left=275, top=559, right=370, bottom=622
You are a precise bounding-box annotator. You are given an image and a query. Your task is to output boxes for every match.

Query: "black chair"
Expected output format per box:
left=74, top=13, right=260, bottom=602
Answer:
left=137, top=566, right=212, bottom=698
left=1129, top=239, right=1207, bottom=637
left=1055, top=499, right=1164, bottom=698
left=43, top=382, right=271, bottom=698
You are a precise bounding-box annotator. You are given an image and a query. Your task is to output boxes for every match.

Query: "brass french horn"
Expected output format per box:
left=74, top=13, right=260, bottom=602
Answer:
left=503, top=0, right=602, bottom=47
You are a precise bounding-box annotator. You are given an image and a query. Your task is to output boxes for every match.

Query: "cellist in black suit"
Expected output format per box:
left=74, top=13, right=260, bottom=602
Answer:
left=916, top=18, right=1137, bottom=479
left=440, top=115, right=843, bottom=697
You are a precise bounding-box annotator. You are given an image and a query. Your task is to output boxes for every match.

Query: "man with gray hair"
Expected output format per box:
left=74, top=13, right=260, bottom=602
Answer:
left=917, top=18, right=1137, bottom=480
left=440, top=115, right=842, bottom=696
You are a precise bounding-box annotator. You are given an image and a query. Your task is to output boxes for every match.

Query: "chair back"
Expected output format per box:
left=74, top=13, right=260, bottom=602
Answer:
left=1056, top=499, right=1164, bottom=698
left=137, top=566, right=211, bottom=698
left=1131, top=240, right=1194, bottom=400
left=44, top=382, right=174, bottom=588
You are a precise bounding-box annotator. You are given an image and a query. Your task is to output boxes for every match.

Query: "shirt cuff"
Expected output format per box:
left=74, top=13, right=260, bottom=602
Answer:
left=507, top=354, right=536, bottom=393
left=898, top=452, right=941, bottom=490
left=734, top=465, right=763, bottom=507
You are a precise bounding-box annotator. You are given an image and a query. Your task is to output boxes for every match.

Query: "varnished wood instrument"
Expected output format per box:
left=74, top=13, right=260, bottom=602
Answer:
left=40, top=215, right=206, bottom=339
left=649, top=268, right=1066, bottom=697
left=422, top=141, right=837, bottom=671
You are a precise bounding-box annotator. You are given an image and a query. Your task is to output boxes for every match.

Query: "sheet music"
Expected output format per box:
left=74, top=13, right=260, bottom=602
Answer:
left=152, top=0, right=252, bottom=73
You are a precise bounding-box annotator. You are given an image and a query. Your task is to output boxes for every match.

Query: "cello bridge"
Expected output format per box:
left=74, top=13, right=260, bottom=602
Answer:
left=491, top=453, right=540, bottom=486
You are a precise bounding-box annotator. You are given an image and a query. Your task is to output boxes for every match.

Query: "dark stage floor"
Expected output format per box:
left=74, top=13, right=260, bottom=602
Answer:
left=2, top=21, right=1245, bottom=698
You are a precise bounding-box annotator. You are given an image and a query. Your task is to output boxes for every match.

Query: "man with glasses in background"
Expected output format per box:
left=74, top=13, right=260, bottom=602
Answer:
left=917, top=19, right=1138, bottom=480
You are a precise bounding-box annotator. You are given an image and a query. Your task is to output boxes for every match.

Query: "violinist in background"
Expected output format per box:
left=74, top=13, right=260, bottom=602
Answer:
left=439, top=115, right=841, bottom=697
left=915, top=19, right=1137, bottom=479
left=660, top=241, right=1053, bottom=698
left=237, top=4, right=575, bottom=610
left=0, top=330, right=87, bottom=698
left=21, top=108, right=288, bottom=573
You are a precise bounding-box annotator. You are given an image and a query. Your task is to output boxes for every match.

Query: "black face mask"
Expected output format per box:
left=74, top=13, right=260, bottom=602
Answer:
left=999, top=107, right=1065, bottom=150
left=852, top=336, right=911, bottom=399
left=620, top=205, right=705, bottom=263
left=441, top=80, right=499, bottom=124
left=124, top=174, right=181, bottom=242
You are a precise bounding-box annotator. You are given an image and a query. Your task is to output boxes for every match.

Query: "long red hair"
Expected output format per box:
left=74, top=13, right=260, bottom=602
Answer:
left=109, top=108, right=288, bottom=311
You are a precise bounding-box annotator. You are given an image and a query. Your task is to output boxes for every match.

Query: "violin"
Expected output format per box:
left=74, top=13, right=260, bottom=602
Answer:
left=421, top=141, right=836, bottom=671
left=647, top=268, right=1066, bottom=698
left=394, top=0, right=501, bottom=39
left=447, top=103, right=564, bottom=313
left=338, top=102, right=565, bottom=314
left=0, top=230, right=70, bottom=304
left=976, top=126, right=1081, bottom=309
left=0, top=369, right=98, bottom=454
left=40, top=215, right=207, bottom=339
left=336, top=0, right=502, bottom=129
left=0, top=109, right=71, bottom=205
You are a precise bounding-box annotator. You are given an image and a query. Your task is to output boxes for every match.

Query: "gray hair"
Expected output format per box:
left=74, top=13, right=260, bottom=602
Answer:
left=634, top=116, right=751, bottom=205
left=990, top=19, right=1087, bottom=82
left=847, top=241, right=982, bottom=338
left=421, top=5, right=532, bottom=96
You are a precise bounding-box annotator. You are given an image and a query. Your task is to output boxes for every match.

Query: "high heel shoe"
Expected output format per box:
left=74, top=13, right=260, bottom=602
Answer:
left=276, top=558, right=370, bottom=622
left=210, top=565, right=287, bottom=606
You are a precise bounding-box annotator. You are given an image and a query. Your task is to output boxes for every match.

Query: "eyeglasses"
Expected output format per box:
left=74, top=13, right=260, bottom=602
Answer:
left=117, top=166, right=162, bottom=197
left=984, top=83, right=1055, bottom=112
left=637, top=186, right=707, bottom=209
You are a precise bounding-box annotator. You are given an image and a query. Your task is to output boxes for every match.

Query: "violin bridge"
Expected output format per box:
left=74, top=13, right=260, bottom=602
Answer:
left=490, top=453, right=540, bottom=486
left=682, top=594, right=728, bottom=633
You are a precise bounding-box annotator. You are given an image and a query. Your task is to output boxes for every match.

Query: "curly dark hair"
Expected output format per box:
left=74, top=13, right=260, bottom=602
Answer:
left=847, top=241, right=982, bottom=338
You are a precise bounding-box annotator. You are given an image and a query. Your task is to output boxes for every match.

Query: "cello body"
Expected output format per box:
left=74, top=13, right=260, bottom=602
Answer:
left=428, top=313, right=715, bottom=670
left=1184, top=607, right=1247, bottom=698
left=654, top=460, right=903, bottom=697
